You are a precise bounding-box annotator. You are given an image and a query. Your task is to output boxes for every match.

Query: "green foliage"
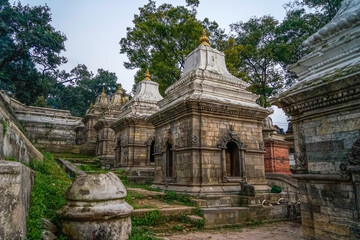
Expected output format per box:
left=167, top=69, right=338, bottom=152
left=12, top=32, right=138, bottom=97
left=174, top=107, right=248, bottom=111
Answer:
left=172, top=225, right=183, bottom=231
left=5, top=156, right=17, bottom=161
left=132, top=210, right=163, bottom=226
left=120, top=0, right=225, bottom=95
left=31, top=96, right=48, bottom=107
left=26, top=153, right=72, bottom=240
left=1, top=118, right=7, bottom=135
left=47, top=66, right=121, bottom=117
left=0, top=0, right=66, bottom=105
left=224, top=16, right=286, bottom=107
left=164, top=190, right=192, bottom=206
left=130, top=227, right=159, bottom=240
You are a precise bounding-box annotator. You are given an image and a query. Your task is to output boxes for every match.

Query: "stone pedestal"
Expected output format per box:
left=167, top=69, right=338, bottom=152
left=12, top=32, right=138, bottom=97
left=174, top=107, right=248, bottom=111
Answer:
left=0, top=161, right=33, bottom=240
left=59, top=172, right=132, bottom=240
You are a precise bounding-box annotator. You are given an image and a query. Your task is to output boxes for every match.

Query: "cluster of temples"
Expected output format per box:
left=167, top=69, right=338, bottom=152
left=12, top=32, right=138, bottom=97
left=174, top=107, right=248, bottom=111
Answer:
left=72, top=31, right=293, bottom=190
left=0, top=1, right=359, bottom=239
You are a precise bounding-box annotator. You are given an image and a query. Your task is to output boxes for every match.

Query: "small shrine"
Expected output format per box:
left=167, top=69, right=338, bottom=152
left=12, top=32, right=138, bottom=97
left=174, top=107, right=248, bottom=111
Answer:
left=94, top=85, right=129, bottom=168
left=149, top=31, right=271, bottom=195
left=110, top=70, right=163, bottom=182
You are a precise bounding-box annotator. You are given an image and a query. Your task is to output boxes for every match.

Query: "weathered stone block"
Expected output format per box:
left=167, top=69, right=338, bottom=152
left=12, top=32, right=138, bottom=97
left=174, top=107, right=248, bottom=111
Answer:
left=0, top=161, right=33, bottom=240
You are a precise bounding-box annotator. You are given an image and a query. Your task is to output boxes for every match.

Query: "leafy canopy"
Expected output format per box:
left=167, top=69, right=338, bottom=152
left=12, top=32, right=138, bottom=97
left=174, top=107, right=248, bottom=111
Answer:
left=120, top=0, right=225, bottom=95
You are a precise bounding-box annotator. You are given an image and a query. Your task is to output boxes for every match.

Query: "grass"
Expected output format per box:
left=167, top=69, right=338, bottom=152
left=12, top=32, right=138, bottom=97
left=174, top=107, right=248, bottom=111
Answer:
left=26, top=153, right=72, bottom=240
left=130, top=227, right=159, bottom=240
left=52, top=152, right=94, bottom=159
left=163, top=190, right=193, bottom=206
left=1, top=118, right=7, bottom=135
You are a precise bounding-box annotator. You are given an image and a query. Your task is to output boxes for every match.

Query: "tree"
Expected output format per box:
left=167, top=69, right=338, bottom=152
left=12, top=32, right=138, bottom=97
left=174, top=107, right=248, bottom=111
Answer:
left=275, top=0, right=344, bottom=67
left=46, top=65, right=120, bottom=117
left=120, top=0, right=225, bottom=95
left=0, top=0, right=66, bottom=104
left=224, top=16, right=286, bottom=107
left=223, top=0, right=344, bottom=106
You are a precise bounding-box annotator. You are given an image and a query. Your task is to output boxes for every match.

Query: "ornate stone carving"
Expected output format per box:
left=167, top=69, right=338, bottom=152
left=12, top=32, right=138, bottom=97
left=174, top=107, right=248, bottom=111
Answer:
left=191, top=135, right=198, bottom=146
left=259, top=141, right=265, bottom=150
left=340, top=139, right=360, bottom=177
left=145, top=136, right=155, bottom=145
left=162, top=132, right=175, bottom=151
left=349, top=139, right=360, bottom=165
left=128, top=138, right=134, bottom=144
left=293, top=131, right=308, bottom=173
left=218, top=127, right=247, bottom=149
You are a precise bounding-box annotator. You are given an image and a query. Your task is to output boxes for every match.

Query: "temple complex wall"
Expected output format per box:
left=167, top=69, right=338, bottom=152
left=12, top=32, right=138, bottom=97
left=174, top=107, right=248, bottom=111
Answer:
left=8, top=95, right=81, bottom=153
left=0, top=92, right=43, bottom=163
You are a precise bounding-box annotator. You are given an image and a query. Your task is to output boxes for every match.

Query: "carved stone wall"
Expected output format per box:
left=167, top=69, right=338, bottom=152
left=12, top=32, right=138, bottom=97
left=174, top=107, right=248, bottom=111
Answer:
left=151, top=101, right=268, bottom=194
left=112, top=118, right=155, bottom=169
left=94, top=118, right=116, bottom=168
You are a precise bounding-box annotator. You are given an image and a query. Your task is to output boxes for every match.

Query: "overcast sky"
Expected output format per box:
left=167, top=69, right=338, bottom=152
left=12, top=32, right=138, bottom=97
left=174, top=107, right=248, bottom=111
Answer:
left=18, top=0, right=291, bottom=129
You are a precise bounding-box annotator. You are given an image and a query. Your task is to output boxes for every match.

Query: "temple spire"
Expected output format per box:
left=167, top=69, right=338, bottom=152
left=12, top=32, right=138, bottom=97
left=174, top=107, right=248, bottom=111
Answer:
left=144, top=69, right=151, bottom=81
left=102, top=87, right=105, bottom=94
left=199, top=30, right=210, bottom=46
left=118, top=84, right=123, bottom=92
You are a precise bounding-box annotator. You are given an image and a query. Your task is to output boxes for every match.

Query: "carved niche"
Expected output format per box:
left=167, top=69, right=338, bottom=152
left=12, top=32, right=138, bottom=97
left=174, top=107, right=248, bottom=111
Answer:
left=293, top=130, right=308, bottom=173
left=218, top=126, right=247, bottom=149
left=349, top=139, right=360, bottom=165
left=340, top=139, right=360, bottom=177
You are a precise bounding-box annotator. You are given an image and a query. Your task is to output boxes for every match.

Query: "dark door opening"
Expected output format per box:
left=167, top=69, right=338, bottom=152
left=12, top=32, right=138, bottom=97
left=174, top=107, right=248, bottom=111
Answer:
left=166, top=143, right=173, bottom=177
left=225, top=141, right=240, bottom=177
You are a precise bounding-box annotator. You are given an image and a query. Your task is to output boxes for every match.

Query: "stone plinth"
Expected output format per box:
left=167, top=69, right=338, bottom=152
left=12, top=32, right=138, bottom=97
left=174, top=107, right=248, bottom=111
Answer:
left=111, top=74, right=162, bottom=180
left=0, top=161, right=33, bottom=240
left=149, top=40, right=270, bottom=195
left=59, top=172, right=133, bottom=240
left=271, top=1, right=360, bottom=239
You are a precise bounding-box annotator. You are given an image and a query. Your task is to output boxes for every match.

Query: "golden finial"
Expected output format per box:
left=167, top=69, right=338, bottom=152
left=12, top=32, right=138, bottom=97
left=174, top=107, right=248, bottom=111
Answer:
left=199, top=30, right=210, bottom=46
left=90, top=102, right=93, bottom=107
left=144, top=68, right=151, bottom=81
left=102, top=87, right=105, bottom=94
left=118, top=84, right=123, bottom=91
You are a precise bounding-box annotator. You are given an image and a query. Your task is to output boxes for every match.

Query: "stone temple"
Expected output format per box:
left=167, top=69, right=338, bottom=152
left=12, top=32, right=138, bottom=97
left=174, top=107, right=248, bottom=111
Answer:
left=149, top=32, right=271, bottom=195
left=110, top=70, right=163, bottom=182
left=272, top=0, right=360, bottom=238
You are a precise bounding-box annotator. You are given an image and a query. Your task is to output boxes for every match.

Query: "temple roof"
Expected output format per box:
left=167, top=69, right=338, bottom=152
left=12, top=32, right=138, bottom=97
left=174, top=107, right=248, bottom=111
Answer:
left=113, top=70, right=163, bottom=120
left=159, top=32, right=267, bottom=114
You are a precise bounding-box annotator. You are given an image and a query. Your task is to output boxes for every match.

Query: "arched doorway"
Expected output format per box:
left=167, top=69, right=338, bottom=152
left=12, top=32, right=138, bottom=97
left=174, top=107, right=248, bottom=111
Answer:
left=225, top=141, right=240, bottom=177
left=150, top=141, right=155, bottom=163
left=114, top=139, right=122, bottom=167
left=166, top=143, right=173, bottom=177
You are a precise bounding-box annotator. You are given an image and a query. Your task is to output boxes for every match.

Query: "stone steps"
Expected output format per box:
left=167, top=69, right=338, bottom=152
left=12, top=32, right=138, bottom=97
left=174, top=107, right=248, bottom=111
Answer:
left=132, top=206, right=196, bottom=218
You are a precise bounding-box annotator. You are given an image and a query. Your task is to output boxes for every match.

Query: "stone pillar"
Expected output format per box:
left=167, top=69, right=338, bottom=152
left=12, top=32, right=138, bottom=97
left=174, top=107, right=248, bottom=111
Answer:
left=59, top=172, right=133, bottom=240
left=0, top=161, right=34, bottom=240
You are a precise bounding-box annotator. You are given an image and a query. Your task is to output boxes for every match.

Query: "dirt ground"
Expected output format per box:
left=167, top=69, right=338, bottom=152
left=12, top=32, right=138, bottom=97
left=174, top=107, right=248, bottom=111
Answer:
left=159, top=221, right=303, bottom=240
